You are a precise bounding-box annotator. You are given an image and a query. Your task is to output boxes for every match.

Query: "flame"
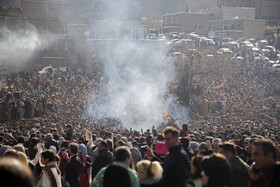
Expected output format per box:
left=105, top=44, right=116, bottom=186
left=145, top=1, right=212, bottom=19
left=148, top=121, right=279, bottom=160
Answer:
left=164, top=106, right=171, bottom=121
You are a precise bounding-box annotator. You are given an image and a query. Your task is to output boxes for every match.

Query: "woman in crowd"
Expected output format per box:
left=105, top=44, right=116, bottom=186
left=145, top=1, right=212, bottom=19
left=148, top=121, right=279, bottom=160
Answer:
left=180, top=124, right=188, bottom=137
left=36, top=149, right=62, bottom=187
left=185, top=156, right=203, bottom=187
left=154, top=134, right=168, bottom=158
left=137, top=160, right=163, bottom=187
left=79, top=142, right=91, bottom=187
left=201, top=153, right=232, bottom=187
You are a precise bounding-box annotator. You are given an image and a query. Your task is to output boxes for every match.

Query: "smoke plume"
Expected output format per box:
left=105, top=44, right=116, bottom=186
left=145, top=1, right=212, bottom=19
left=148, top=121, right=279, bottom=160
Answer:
left=0, top=26, right=45, bottom=67
left=86, top=0, right=189, bottom=129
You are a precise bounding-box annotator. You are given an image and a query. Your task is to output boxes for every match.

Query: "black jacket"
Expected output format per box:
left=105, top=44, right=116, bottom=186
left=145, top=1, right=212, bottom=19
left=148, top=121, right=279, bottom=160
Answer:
left=250, top=164, right=280, bottom=187
left=229, top=156, right=250, bottom=187
left=153, top=145, right=190, bottom=187
left=66, top=128, right=74, bottom=140
left=66, top=155, right=81, bottom=187
left=45, top=139, right=59, bottom=152
left=92, top=149, right=113, bottom=179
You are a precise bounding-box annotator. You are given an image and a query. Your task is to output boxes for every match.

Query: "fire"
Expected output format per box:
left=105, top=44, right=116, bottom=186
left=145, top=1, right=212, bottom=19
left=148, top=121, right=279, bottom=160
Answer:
left=164, top=106, right=171, bottom=121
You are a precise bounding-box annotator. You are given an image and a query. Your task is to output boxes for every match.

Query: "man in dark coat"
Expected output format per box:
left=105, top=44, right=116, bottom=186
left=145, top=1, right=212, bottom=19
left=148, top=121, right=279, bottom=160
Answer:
left=219, top=142, right=250, bottom=187
left=65, top=124, right=74, bottom=141
left=65, top=143, right=81, bottom=187
left=44, top=133, right=59, bottom=152
left=91, top=140, right=113, bottom=179
left=249, top=139, right=280, bottom=187
left=148, top=126, right=190, bottom=187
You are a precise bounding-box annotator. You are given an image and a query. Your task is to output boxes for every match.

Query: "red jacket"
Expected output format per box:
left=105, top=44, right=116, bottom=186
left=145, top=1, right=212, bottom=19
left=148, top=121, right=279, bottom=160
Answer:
left=154, top=140, right=168, bottom=155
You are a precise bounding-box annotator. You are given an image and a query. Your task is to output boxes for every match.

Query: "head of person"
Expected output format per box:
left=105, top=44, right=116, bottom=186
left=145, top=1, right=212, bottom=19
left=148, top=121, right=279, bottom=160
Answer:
left=41, top=149, right=56, bottom=165
left=17, top=136, right=25, bottom=144
left=180, top=137, right=190, bottom=151
left=66, top=124, right=72, bottom=131
left=190, top=156, right=203, bottom=179
left=17, top=151, right=28, bottom=166
left=106, top=139, right=113, bottom=150
left=243, top=137, right=250, bottom=149
left=219, top=142, right=237, bottom=159
left=182, top=124, right=188, bottom=131
left=103, top=164, right=132, bottom=187
left=30, top=137, right=39, bottom=147
left=163, top=126, right=179, bottom=149
left=201, top=153, right=232, bottom=187
left=69, top=142, right=79, bottom=156
left=189, top=141, right=199, bottom=155
left=105, top=132, right=112, bottom=139
left=251, top=139, right=276, bottom=171
left=113, top=146, right=131, bottom=166
left=157, top=134, right=164, bottom=141
left=78, top=137, right=85, bottom=144
left=132, top=141, right=138, bottom=148
left=198, top=142, right=208, bottom=156
left=61, top=140, right=69, bottom=149
left=137, top=160, right=163, bottom=181
left=99, top=140, right=108, bottom=150
left=212, top=138, right=221, bottom=153
left=117, top=140, right=126, bottom=147
left=248, top=138, right=258, bottom=153
left=0, top=157, right=35, bottom=187
left=46, top=133, right=53, bottom=141
left=3, top=149, right=18, bottom=159
left=13, top=144, right=25, bottom=153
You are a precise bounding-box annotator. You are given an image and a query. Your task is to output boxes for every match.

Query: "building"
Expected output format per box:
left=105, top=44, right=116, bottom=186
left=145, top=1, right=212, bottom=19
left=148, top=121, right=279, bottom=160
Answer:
left=0, top=0, right=68, bottom=35
left=217, top=0, right=253, bottom=7
left=200, top=6, right=266, bottom=38
left=90, top=21, right=145, bottom=40
left=162, top=12, right=208, bottom=35
left=209, top=19, right=266, bottom=39
left=217, top=0, right=280, bottom=20
left=0, top=0, right=81, bottom=69
left=202, top=7, right=256, bottom=20
left=140, top=16, right=163, bottom=33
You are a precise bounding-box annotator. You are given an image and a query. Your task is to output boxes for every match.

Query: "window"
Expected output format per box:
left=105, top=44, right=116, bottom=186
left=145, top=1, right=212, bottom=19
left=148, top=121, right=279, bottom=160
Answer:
left=175, top=16, right=179, bottom=24
left=170, top=16, right=174, bottom=24
left=64, top=40, right=68, bottom=50
left=164, top=17, right=167, bottom=24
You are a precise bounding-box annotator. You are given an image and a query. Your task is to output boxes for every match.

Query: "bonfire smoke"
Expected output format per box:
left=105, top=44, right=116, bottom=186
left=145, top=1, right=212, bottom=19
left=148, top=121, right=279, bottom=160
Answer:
left=86, top=0, right=189, bottom=129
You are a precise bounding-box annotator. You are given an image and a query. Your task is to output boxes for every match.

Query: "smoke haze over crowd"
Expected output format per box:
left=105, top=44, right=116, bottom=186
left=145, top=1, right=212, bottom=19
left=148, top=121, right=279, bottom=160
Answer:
left=86, top=0, right=189, bottom=129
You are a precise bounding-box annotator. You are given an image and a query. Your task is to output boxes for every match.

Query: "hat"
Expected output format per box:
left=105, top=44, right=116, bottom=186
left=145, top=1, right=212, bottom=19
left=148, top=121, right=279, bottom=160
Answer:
left=65, top=124, right=72, bottom=128
left=189, top=141, right=199, bottom=154
left=49, top=146, right=57, bottom=154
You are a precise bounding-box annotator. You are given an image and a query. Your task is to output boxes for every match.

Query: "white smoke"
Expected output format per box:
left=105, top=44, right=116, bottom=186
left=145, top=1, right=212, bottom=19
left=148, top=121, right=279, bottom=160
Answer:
left=87, top=40, right=175, bottom=129
left=86, top=0, right=189, bottom=129
left=0, top=26, right=44, bottom=67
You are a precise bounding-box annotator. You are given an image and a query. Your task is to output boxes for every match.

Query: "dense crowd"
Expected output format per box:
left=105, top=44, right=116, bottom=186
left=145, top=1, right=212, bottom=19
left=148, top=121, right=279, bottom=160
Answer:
left=0, top=35, right=279, bottom=187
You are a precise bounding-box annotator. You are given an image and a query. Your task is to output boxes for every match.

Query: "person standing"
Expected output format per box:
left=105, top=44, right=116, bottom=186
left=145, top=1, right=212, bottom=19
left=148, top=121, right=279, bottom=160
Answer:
left=36, top=149, right=62, bottom=187
left=130, top=141, right=142, bottom=168
left=250, top=139, right=280, bottom=187
left=65, top=143, right=81, bottom=187
left=137, top=160, right=163, bottom=187
left=201, top=153, right=232, bottom=187
left=219, top=142, right=250, bottom=187
left=148, top=126, right=190, bottom=187
left=91, top=140, right=112, bottom=179
left=91, top=146, right=140, bottom=187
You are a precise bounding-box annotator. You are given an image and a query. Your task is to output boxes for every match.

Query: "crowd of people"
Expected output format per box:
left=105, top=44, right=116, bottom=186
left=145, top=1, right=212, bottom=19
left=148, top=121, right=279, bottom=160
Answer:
left=0, top=33, right=279, bottom=187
